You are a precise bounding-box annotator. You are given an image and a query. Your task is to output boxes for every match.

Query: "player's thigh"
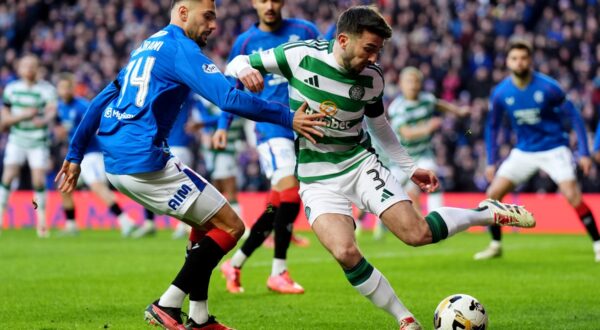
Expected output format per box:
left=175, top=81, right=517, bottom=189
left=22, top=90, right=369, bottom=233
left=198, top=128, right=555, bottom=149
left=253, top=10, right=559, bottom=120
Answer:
left=311, top=212, right=362, bottom=268
left=539, top=146, right=577, bottom=184
left=185, top=197, right=244, bottom=239
left=557, top=179, right=582, bottom=206
left=170, top=147, right=193, bottom=167
left=496, top=149, right=539, bottom=185
left=299, top=180, right=353, bottom=226
left=3, top=142, right=26, bottom=169
left=257, top=138, right=296, bottom=187
left=80, top=152, right=107, bottom=186
left=351, top=156, right=411, bottom=218
left=211, top=152, right=237, bottom=180
left=26, top=147, right=49, bottom=171
left=107, top=158, right=226, bottom=227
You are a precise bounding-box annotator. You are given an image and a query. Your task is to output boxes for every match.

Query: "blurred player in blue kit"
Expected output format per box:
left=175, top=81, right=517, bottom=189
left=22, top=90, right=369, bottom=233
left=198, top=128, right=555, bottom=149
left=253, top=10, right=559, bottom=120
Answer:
left=475, top=39, right=600, bottom=262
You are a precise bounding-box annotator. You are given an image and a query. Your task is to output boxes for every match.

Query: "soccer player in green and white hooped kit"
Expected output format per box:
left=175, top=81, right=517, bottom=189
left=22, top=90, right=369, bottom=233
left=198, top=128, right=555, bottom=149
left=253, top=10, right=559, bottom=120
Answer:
left=226, top=5, right=537, bottom=329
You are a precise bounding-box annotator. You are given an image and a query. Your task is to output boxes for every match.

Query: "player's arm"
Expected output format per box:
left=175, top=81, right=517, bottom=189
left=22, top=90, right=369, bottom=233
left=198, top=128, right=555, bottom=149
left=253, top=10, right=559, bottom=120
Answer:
left=176, top=48, right=324, bottom=143
left=435, top=99, right=469, bottom=117
left=559, top=99, right=592, bottom=174
left=0, top=89, right=38, bottom=129
left=365, top=99, right=438, bottom=193
left=484, top=94, right=505, bottom=181
left=397, top=118, right=442, bottom=140
left=593, top=124, right=600, bottom=163
left=225, top=44, right=290, bottom=92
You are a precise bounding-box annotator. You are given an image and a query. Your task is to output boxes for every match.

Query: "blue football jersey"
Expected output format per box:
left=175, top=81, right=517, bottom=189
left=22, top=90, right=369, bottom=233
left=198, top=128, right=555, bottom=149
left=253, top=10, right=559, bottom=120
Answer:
left=57, top=97, right=100, bottom=153
left=220, top=18, right=320, bottom=144
left=66, top=24, right=294, bottom=174
left=486, top=72, right=590, bottom=164
left=166, top=94, right=195, bottom=148
left=594, top=123, right=600, bottom=154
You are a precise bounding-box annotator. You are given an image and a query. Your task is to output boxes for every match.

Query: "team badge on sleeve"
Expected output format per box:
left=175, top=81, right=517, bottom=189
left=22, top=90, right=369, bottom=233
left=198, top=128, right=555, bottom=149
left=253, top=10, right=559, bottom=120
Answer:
left=202, top=64, right=220, bottom=74
left=349, top=85, right=365, bottom=101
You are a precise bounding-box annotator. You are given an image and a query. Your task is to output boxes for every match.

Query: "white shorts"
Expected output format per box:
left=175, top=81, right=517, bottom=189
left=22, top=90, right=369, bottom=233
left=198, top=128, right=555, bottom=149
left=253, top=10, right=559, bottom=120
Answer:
left=299, top=154, right=410, bottom=225
left=3, top=142, right=49, bottom=169
left=496, top=146, right=576, bottom=185
left=390, top=155, right=437, bottom=189
left=171, top=146, right=193, bottom=167
left=257, top=137, right=296, bottom=185
left=80, top=152, right=107, bottom=185
left=106, top=157, right=226, bottom=225
left=206, top=151, right=237, bottom=180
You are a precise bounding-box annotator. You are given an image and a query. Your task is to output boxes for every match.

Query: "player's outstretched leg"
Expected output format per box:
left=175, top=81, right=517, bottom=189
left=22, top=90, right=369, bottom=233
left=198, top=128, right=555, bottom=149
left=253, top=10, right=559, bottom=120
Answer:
left=381, top=199, right=534, bottom=248
left=221, top=190, right=279, bottom=293
left=312, top=213, right=423, bottom=330
left=267, top=187, right=304, bottom=294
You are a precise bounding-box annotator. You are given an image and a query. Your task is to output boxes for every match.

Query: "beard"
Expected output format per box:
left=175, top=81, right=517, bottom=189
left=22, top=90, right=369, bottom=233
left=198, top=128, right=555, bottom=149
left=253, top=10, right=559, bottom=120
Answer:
left=512, top=68, right=530, bottom=79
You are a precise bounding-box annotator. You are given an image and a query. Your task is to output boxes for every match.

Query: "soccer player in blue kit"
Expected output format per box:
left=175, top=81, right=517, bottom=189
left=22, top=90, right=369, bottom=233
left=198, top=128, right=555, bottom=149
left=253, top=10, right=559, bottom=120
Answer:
left=474, top=39, right=600, bottom=262
left=215, top=0, right=320, bottom=295
left=55, top=1, right=324, bottom=329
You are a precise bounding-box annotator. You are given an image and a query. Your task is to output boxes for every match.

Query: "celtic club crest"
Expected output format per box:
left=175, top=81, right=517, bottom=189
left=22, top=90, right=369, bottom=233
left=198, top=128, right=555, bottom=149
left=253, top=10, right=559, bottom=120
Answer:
left=349, top=85, right=365, bottom=101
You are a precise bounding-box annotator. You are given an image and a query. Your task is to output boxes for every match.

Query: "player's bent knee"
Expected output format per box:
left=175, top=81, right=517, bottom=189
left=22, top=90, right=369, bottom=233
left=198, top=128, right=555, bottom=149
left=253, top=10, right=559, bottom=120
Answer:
left=331, top=244, right=362, bottom=267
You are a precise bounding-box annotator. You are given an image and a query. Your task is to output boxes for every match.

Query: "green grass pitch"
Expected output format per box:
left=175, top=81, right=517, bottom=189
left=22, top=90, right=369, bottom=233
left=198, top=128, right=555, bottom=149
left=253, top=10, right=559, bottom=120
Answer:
left=0, top=230, right=598, bottom=329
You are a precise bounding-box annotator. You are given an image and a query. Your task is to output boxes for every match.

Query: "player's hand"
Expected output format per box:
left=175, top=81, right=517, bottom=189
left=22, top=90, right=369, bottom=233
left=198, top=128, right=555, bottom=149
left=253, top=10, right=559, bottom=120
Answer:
left=579, top=156, right=592, bottom=176
left=238, top=67, right=264, bottom=93
left=212, top=129, right=228, bottom=150
left=485, top=165, right=496, bottom=183
left=31, top=117, right=46, bottom=128
left=428, top=117, right=443, bottom=132
left=55, top=160, right=81, bottom=193
left=410, top=168, right=439, bottom=193
left=21, top=108, right=38, bottom=120
left=458, top=106, right=470, bottom=117
left=293, top=102, right=326, bottom=144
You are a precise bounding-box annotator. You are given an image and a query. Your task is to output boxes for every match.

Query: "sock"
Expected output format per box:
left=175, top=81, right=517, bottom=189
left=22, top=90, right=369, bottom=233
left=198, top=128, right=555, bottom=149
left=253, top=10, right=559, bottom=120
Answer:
left=575, top=202, right=600, bottom=241
left=34, top=188, right=47, bottom=229
left=489, top=225, right=502, bottom=241
left=117, top=213, right=134, bottom=232
left=271, top=258, right=287, bottom=276
left=109, top=203, right=123, bottom=216
left=345, top=258, right=412, bottom=322
left=273, top=187, right=300, bottom=260
left=230, top=249, right=248, bottom=269
left=0, top=183, right=9, bottom=224
left=145, top=208, right=156, bottom=222
left=489, top=240, right=502, bottom=249
left=239, top=200, right=279, bottom=258
left=426, top=191, right=443, bottom=212
left=159, top=285, right=186, bottom=308
left=172, top=229, right=237, bottom=302
left=593, top=241, right=600, bottom=255
left=189, top=300, right=209, bottom=325
left=425, top=207, right=493, bottom=243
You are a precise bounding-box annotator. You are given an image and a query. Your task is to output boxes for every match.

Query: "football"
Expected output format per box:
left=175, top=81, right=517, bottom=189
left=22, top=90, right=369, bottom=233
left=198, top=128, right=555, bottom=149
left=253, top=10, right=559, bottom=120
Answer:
left=433, top=294, right=488, bottom=330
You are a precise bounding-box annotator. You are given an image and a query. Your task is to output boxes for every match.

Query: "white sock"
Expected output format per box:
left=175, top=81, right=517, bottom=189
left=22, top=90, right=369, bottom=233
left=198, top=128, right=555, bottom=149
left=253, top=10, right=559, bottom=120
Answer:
left=431, top=207, right=493, bottom=237
left=0, top=184, right=8, bottom=226
left=426, top=192, right=443, bottom=212
left=159, top=285, right=186, bottom=308
left=272, top=258, right=287, bottom=276
left=593, top=241, right=600, bottom=254
left=34, top=189, right=47, bottom=229
left=189, top=300, right=208, bottom=324
left=118, top=213, right=135, bottom=231
left=65, top=221, right=77, bottom=231
left=353, top=266, right=412, bottom=322
left=143, top=219, right=155, bottom=228
left=230, top=250, right=247, bottom=269
left=490, top=240, right=502, bottom=249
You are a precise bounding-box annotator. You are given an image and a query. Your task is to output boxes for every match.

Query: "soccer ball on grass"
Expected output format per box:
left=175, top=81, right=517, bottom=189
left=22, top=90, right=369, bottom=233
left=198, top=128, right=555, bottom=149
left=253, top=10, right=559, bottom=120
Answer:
left=433, top=294, right=488, bottom=330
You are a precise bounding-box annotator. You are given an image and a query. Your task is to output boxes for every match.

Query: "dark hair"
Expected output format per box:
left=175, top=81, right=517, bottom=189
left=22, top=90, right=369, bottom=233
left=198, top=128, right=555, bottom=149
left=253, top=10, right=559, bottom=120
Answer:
left=506, top=38, right=533, bottom=56
left=336, top=6, right=392, bottom=40
left=170, top=0, right=205, bottom=9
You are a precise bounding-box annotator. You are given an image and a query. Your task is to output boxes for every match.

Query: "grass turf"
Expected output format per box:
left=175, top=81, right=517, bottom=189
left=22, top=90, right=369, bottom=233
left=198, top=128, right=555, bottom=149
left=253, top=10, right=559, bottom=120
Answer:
left=0, top=229, right=598, bottom=329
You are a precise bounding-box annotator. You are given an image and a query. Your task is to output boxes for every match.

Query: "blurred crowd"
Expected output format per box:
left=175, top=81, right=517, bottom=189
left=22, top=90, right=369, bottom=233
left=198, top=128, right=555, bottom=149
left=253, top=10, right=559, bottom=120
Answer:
left=1, top=0, right=599, bottom=192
